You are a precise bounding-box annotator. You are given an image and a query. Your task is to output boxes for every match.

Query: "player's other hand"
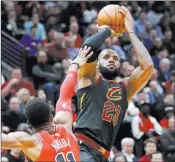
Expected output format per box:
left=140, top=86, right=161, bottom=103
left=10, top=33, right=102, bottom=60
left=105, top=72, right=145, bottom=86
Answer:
left=96, top=24, right=123, bottom=37
left=119, top=6, right=134, bottom=33
left=71, top=46, right=93, bottom=67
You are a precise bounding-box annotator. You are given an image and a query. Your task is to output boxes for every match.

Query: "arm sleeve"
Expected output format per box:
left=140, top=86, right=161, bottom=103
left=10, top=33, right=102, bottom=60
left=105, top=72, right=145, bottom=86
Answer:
left=82, top=27, right=111, bottom=63
left=56, top=71, right=77, bottom=114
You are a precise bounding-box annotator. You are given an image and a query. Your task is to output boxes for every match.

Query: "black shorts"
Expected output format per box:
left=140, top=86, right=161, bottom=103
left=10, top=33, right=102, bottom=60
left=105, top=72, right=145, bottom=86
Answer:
left=79, top=141, right=109, bottom=162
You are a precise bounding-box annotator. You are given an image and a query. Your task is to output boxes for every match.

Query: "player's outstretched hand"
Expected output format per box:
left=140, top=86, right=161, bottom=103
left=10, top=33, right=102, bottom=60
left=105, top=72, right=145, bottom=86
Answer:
left=118, top=6, right=134, bottom=33
left=71, top=46, right=93, bottom=67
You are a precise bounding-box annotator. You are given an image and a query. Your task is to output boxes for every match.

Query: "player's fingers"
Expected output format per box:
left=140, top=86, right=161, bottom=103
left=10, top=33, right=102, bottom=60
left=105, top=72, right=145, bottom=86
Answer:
left=82, top=46, right=91, bottom=57
left=78, top=48, right=83, bottom=56
left=82, top=46, right=88, bottom=55
left=118, top=6, right=126, bottom=15
left=84, top=46, right=91, bottom=56
left=86, top=51, right=93, bottom=59
left=121, top=6, right=129, bottom=13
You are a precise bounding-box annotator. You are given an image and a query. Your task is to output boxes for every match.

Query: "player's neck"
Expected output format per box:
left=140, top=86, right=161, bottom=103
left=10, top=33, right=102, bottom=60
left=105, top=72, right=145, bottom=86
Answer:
left=34, top=122, right=54, bottom=133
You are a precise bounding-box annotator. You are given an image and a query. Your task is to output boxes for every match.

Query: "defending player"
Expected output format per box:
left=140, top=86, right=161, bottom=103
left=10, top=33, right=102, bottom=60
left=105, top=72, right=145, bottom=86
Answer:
left=1, top=46, right=93, bottom=162
left=74, top=6, right=154, bottom=162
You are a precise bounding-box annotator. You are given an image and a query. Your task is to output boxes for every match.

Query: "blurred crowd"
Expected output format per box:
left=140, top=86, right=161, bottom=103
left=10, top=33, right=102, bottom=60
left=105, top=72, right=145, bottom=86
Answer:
left=1, top=1, right=175, bottom=162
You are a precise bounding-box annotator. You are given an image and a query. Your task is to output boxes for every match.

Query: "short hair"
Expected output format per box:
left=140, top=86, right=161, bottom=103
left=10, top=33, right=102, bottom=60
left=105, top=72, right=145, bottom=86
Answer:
left=121, top=137, right=135, bottom=147
left=144, top=138, right=157, bottom=146
left=160, top=58, right=170, bottom=66
left=24, top=98, right=51, bottom=128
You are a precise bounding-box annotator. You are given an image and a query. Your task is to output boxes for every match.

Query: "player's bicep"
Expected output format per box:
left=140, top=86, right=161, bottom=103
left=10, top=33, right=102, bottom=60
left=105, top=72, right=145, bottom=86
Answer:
left=126, top=66, right=153, bottom=102
left=53, top=111, right=73, bottom=133
left=78, top=61, right=97, bottom=80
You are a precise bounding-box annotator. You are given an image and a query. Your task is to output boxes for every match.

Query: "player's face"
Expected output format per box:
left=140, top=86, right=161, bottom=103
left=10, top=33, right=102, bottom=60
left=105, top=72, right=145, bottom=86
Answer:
left=99, top=51, right=120, bottom=72
left=98, top=51, right=120, bottom=80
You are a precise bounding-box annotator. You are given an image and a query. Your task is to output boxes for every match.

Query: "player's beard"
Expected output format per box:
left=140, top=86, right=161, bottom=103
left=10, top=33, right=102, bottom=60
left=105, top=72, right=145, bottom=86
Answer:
left=99, top=64, right=121, bottom=80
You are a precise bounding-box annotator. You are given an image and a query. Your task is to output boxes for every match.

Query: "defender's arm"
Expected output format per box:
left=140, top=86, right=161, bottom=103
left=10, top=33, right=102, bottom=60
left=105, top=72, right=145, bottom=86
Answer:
left=2, top=132, right=37, bottom=149
left=54, top=47, right=93, bottom=132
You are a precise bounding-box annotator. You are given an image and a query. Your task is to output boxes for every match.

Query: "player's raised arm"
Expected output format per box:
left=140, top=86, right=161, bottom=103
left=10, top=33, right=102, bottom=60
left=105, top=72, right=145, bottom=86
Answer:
left=119, top=6, right=154, bottom=103
left=78, top=26, right=112, bottom=82
left=53, top=46, right=93, bottom=132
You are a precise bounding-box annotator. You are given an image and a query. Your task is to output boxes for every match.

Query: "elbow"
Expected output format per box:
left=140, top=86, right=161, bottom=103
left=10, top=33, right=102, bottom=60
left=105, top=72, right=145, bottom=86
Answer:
left=142, top=62, right=154, bottom=72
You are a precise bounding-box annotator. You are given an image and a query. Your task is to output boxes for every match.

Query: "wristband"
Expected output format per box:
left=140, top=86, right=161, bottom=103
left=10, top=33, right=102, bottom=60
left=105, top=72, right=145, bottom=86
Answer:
left=71, top=62, right=80, bottom=69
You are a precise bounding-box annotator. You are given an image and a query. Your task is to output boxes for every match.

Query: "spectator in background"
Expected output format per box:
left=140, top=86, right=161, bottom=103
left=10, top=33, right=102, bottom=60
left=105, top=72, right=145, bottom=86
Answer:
left=160, top=107, right=174, bottom=130
left=113, top=153, right=128, bottom=162
left=65, top=36, right=79, bottom=59
left=164, top=30, right=175, bottom=55
left=158, top=58, right=171, bottom=82
left=150, top=69, right=158, bottom=81
left=2, top=96, right=26, bottom=132
left=17, top=88, right=31, bottom=113
left=160, top=116, right=175, bottom=162
left=121, top=64, right=135, bottom=78
left=17, top=123, right=33, bottom=135
left=45, top=32, right=67, bottom=61
left=1, top=68, right=35, bottom=99
left=83, top=2, right=97, bottom=24
left=144, top=29, right=157, bottom=51
left=151, top=152, right=164, bottom=162
left=148, top=80, right=164, bottom=120
left=150, top=37, right=164, bottom=56
left=35, top=89, right=47, bottom=100
left=146, top=5, right=163, bottom=27
left=132, top=93, right=162, bottom=157
left=163, top=94, right=174, bottom=107
left=24, top=13, right=46, bottom=42
left=121, top=138, right=138, bottom=162
left=139, top=138, right=157, bottom=162
left=4, top=149, right=25, bottom=162
left=84, top=23, right=98, bottom=40
left=19, top=25, right=41, bottom=56
left=1, top=156, right=9, bottom=162
left=61, top=58, right=70, bottom=75
left=134, top=11, right=147, bottom=39
left=102, top=37, right=127, bottom=60
left=32, top=50, right=61, bottom=104
left=65, top=22, right=82, bottom=48
left=163, top=70, right=175, bottom=94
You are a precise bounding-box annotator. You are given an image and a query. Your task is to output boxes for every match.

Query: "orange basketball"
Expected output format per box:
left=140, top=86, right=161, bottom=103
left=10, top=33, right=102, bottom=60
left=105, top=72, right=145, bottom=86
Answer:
left=97, top=5, right=126, bottom=33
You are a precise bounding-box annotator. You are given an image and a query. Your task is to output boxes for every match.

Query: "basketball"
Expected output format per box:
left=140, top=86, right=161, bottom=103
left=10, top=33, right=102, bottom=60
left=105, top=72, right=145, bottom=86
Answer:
left=97, top=5, right=126, bottom=33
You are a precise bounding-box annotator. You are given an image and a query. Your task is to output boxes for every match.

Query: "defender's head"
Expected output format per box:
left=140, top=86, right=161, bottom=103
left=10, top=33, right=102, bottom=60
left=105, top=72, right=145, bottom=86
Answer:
left=97, top=49, right=120, bottom=80
left=24, top=98, right=52, bottom=129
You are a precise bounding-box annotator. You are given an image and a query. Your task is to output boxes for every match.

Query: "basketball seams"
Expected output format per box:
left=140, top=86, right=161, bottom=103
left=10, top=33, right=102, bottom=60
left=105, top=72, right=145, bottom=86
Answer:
left=97, top=5, right=125, bottom=32
left=115, top=6, right=117, bottom=32
left=115, top=6, right=118, bottom=32
left=103, top=8, right=112, bottom=28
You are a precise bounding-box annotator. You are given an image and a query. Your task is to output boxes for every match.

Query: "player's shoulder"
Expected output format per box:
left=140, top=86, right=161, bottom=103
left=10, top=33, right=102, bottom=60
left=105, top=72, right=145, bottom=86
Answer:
left=120, top=77, right=129, bottom=86
left=54, top=124, right=77, bottom=141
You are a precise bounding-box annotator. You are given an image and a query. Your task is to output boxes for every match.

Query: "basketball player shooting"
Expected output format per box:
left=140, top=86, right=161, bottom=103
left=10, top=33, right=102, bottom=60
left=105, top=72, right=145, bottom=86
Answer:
left=74, top=6, right=154, bottom=162
left=1, top=46, right=93, bottom=162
